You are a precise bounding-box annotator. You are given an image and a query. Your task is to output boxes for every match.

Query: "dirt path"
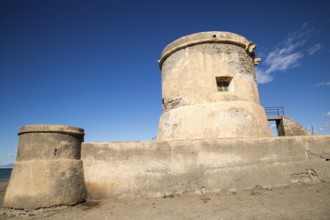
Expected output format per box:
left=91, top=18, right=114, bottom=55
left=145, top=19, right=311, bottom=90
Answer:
left=1, top=180, right=330, bottom=219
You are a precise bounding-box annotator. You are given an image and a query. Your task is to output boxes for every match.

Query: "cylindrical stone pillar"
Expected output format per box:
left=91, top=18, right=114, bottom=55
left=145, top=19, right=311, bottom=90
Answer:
left=157, top=31, right=271, bottom=140
left=3, top=124, right=86, bottom=209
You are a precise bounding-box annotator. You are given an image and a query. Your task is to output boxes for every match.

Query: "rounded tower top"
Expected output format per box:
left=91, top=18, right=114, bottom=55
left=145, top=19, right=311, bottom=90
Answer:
left=159, top=31, right=257, bottom=68
left=18, top=124, right=84, bottom=135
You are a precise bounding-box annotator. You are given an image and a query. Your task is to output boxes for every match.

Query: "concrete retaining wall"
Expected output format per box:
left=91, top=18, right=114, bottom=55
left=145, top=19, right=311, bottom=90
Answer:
left=82, top=135, right=330, bottom=200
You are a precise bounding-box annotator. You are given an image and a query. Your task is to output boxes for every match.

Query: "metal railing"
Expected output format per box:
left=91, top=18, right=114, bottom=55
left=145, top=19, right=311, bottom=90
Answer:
left=264, top=106, right=285, bottom=117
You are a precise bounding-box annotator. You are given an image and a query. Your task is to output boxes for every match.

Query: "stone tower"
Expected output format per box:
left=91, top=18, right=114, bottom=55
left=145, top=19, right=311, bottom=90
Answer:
left=157, top=31, right=271, bottom=140
left=4, top=125, right=86, bottom=209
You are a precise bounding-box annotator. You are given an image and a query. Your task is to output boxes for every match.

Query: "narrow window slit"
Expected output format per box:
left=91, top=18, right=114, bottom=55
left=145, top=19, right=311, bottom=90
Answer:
left=216, top=76, right=232, bottom=92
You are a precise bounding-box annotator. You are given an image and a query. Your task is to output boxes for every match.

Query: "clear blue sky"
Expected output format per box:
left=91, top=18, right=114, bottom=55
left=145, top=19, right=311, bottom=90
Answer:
left=1, top=0, right=329, bottom=166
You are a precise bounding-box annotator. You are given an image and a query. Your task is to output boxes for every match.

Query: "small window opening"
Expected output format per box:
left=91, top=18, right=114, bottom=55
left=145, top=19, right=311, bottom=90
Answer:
left=216, top=77, right=232, bottom=92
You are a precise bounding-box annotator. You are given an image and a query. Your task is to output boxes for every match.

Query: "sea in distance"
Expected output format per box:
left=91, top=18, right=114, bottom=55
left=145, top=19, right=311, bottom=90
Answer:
left=0, top=168, right=12, bottom=180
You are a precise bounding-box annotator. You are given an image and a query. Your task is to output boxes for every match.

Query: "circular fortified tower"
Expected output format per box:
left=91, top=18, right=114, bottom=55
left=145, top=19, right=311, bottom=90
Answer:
left=3, top=125, right=86, bottom=209
left=157, top=31, right=271, bottom=140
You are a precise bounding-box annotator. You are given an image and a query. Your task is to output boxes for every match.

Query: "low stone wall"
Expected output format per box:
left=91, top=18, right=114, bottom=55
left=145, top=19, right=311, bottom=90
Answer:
left=82, top=135, right=330, bottom=200
left=277, top=116, right=310, bottom=136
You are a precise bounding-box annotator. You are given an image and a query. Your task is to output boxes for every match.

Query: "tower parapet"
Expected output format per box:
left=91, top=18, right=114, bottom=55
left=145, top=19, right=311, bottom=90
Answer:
left=157, top=31, right=271, bottom=140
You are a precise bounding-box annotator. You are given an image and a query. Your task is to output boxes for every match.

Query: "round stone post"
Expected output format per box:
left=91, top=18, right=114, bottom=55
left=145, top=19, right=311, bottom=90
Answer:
left=3, top=125, right=86, bottom=209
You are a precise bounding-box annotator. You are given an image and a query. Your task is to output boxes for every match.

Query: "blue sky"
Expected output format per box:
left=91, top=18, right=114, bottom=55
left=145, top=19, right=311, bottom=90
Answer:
left=1, top=0, right=329, bottom=166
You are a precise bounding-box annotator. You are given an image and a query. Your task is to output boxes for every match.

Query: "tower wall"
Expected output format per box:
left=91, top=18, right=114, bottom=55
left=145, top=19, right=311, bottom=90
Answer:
left=157, top=32, right=271, bottom=140
left=81, top=135, right=330, bottom=200
left=3, top=125, right=86, bottom=209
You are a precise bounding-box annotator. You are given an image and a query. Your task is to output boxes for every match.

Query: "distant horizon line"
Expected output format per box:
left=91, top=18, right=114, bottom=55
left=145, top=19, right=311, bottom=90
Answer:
left=0, top=163, right=14, bottom=168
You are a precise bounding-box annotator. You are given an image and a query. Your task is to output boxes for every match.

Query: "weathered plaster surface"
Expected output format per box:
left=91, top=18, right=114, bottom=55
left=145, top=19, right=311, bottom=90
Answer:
left=82, top=135, right=330, bottom=200
left=158, top=102, right=270, bottom=140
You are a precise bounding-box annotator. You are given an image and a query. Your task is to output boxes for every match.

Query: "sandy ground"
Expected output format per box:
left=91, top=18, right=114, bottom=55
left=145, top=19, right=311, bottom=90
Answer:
left=1, top=180, right=330, bottom=220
